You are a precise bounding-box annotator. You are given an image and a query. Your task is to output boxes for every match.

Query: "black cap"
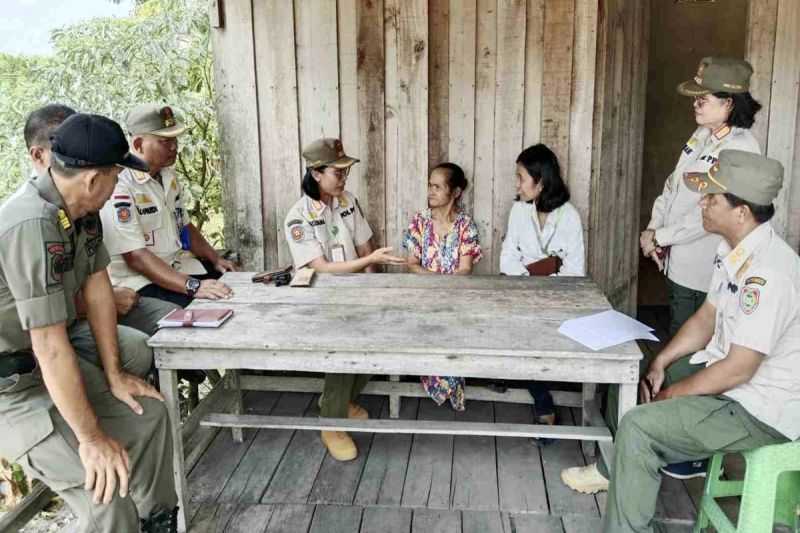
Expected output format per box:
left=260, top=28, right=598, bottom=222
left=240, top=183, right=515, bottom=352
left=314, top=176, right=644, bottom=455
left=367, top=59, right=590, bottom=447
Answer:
left=50, top=113, right=149, bottom=172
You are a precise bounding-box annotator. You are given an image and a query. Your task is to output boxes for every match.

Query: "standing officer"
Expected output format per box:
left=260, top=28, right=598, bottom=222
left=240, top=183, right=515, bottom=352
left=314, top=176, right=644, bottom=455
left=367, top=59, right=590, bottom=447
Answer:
left=0, top=113, right=178, bottom=532
left=575, top=151, right=796, bottom=532
left=23, top=104, right=180, bottom=339
left=100, top=103, right=235, bottom=308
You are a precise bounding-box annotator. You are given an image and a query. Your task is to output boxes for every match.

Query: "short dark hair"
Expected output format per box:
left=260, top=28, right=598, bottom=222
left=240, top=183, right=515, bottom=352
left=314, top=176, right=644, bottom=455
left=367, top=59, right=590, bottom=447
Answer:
left=431, top=162, right=468, bottom=197
left=723, top=192, right=775, bottom=223
left=24, top=104, right=76, bottom=149
left=713, top=92, right=762, bottom=129
left=301, top=166, right=323, bottom=200
left=516, top=143, right=570, bottom=213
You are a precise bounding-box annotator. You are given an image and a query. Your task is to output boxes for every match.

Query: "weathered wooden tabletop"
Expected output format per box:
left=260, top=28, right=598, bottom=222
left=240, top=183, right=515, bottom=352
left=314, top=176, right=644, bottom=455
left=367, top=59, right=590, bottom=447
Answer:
left=150, top=272, right=642, bottom=383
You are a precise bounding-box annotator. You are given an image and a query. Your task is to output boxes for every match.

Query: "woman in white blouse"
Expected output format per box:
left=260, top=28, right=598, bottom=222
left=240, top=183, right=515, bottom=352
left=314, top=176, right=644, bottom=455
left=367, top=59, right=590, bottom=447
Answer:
left=500, top=144, right=585, bottom=277
left=499, top=143, right=585, bottom=437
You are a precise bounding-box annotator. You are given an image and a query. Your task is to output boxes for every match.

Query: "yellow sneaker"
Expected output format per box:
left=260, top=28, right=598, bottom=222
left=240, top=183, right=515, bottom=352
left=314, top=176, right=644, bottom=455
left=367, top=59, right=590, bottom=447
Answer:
left=320, top=431, right=358, bottom=461
left=347, top=402, right=369, bottom=420
left=560, top=463, right=609, bottom=494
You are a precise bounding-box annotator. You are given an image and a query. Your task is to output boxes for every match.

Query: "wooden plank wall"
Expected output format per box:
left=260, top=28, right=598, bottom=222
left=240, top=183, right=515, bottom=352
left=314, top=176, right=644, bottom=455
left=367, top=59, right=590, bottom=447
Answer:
left=211, top=0, right=604, bottom=277
left=746, top=0, right=800, bottom=249
left=588, top=0, right=649, bottom=314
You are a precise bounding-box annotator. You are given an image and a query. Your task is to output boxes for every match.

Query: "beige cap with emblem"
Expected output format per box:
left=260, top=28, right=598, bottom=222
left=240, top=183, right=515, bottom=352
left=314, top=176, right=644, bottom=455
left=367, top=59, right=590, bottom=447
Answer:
left=302, top=138, right=359, bottom=169
left=684, top=149, right=783, bottom=206
left=126, top=103, right=187, bottom=137
left=677, top=56, right=753, bottom=96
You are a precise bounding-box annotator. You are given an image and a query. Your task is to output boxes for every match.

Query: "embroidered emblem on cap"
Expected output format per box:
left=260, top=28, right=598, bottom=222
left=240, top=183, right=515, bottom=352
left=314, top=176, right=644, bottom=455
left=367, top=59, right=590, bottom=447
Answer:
left=161, top=106, right=176, bottom=128
left=739, top=286, right=760, bottom=315
left=694, top=62, right=706, bottom=85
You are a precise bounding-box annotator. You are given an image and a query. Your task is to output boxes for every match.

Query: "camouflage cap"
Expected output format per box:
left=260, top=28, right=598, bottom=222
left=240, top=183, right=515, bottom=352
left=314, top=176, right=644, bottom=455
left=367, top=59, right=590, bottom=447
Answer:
left=126, top=103, right=187, bottom=137
left=684, top=149, right=783, bottom=206
left=677, top=56, right=753, bottom=96
left=302, top=138, right=359, bottom=169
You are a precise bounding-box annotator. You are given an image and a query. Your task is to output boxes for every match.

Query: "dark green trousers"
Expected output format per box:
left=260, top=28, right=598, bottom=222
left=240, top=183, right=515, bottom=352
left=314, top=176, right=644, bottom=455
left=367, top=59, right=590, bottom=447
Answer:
left=319, top=373, right=371, bottom=418
left=604, top=396, right=787, bottom=532
left=664, top=278, right=707, bottom=384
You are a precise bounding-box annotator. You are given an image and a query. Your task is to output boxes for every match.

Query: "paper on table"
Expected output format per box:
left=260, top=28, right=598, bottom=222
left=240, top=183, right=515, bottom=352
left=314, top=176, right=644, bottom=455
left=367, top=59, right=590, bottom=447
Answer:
left=558, top=309, right=659, bottom=351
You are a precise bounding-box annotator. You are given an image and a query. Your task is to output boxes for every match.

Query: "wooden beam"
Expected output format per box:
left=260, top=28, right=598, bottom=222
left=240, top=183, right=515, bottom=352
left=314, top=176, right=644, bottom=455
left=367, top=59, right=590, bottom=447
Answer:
left=448, top=0, right=477, bottom=214
left=0, top=484, right=54, bottom=532
left=767, top=0, right=800, bottom=242
left=429, top=0, right=450, bottom=168
left=253, top=0, right=302, bottom=268
left=744, top=0, right=779, bottom=151
left=210, top=0, right=263, bottom=269
left=472, top=0, right=497, bottom=274
left=201, top=413, right=613, bottom=441
left=337, top=0, right=363, bottom=203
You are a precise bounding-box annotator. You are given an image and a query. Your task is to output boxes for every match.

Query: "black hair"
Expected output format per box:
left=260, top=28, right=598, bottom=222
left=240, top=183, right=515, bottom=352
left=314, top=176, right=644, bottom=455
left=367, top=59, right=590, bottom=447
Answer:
left=301, top=166, right=324, bottom=200
left=723, top=192, right=775, bottom=224
left=515, top=143, right=570, bottom=213
left=431, top=162, right=468, bottom=198
left=24, top=104, right=76, bottom=149
left=712, top=92, right=762, bottom=129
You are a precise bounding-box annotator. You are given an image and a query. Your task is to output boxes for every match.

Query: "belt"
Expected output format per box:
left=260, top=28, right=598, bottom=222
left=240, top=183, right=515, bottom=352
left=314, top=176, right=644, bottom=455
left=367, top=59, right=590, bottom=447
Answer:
left=0, top=351, right=36, bottom=378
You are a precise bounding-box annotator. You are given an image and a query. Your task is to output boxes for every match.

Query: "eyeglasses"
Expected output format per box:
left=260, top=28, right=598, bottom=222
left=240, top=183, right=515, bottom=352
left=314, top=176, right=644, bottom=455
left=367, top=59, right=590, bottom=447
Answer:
left=327, top=167, right=351, bottom=179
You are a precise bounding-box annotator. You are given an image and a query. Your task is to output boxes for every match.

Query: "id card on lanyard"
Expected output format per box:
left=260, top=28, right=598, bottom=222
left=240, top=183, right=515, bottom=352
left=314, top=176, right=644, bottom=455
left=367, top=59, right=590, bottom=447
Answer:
left=331, top=244, right=346, bottom=263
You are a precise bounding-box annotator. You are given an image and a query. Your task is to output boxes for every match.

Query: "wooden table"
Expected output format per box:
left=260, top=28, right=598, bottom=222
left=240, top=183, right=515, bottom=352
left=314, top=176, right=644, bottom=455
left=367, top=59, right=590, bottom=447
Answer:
left=150, top=272, right=642, bottom=531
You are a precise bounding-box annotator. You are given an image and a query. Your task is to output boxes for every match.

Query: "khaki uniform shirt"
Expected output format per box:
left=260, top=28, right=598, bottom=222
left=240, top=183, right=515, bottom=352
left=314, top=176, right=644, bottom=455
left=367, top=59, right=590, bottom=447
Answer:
left=0, top=172, right=110, bottom=459
left=690, top=223, right=800, bottom=440
left=284, top=192, right=373, bottom=268
left=647, top=127, right=760, bottom=292
left=99, top=167, right=204, bottom=291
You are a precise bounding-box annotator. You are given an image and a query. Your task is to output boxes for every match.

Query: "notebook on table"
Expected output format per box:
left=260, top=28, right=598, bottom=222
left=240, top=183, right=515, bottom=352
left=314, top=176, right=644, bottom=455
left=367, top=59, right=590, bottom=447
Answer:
left=157, top=308, right=234, bottom=328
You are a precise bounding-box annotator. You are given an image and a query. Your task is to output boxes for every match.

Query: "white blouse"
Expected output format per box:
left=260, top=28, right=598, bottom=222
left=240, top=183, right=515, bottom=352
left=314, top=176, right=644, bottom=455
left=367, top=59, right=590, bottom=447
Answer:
left=500, top=201, right=585, bottom=276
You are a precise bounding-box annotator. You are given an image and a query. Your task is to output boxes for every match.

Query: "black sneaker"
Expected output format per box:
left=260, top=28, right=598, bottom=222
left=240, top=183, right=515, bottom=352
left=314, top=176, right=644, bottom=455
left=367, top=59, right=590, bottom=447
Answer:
left=660, top=459, right=710, bottom=480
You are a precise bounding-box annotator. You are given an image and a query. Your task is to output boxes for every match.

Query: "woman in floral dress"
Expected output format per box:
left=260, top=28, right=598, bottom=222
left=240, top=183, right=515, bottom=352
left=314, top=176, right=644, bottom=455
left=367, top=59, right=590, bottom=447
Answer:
left=404, top=163, right=482, bottom=410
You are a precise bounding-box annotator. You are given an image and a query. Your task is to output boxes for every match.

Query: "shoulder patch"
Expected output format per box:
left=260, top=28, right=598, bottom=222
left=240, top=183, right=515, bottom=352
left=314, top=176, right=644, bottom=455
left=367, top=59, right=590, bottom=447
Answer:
left=744, top=276, right=766, bottom=286
left=290, top=225, right=305, bottom=242
left=45, top=241, right=73, bottom=285
left=286, top=218, right=304, bottom=228
left=740, top=286, right=760, bottom=315
left=116, top=205, right=132, bottom=224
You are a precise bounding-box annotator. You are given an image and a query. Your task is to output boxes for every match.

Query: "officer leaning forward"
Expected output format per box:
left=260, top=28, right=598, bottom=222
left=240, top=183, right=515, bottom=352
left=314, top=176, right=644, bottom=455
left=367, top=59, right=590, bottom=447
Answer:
left=0, top=113, right=178, bottom=532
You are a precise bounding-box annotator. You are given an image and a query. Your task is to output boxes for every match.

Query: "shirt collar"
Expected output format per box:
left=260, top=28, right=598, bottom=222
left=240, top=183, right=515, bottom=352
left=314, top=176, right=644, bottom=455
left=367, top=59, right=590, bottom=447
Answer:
left=716, top=223, right=772, bottom=280
left=31, top=170, right=75, bottom=234
left=305, top=194, right=347, bottom=216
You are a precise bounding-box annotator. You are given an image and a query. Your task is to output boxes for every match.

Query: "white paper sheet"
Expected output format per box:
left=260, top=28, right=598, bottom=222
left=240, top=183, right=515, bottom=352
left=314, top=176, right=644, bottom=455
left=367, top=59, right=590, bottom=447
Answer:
left=558, top=309, right=659, bottom=351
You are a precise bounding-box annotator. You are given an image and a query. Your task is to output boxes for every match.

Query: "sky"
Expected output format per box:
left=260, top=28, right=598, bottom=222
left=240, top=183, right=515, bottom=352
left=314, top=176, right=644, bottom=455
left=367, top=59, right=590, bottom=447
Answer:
left=0, top=0, right=134, bottom=56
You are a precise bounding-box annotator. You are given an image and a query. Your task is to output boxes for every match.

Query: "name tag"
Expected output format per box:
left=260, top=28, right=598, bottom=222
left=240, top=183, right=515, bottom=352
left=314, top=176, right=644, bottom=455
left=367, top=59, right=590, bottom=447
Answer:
left=331, top=244, right=345, bottom=263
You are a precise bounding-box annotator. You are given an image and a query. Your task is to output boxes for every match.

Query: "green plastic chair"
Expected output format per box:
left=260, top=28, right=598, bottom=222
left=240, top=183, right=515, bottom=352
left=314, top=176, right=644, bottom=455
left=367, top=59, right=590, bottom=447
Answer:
left=693, top=441, right=800, bottom=533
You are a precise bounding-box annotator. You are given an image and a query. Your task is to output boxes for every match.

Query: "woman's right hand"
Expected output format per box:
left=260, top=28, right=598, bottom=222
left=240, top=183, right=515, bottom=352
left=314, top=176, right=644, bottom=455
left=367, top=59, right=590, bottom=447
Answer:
left=368, top=247, right=407, bottom=265
left=640, top=229, right=656, bottom=256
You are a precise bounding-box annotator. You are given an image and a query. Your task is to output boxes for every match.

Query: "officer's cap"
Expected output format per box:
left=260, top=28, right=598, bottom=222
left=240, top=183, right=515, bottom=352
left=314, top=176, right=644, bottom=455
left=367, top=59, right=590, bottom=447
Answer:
left=50, top=113, right=149, bottom=172
left=126, top=103, right=187, bottom=138
left=677, top=56, right=753, bottom=96
left=302, top=138, right=359, bottom=169
left=684, top=149, right=783, bottom=206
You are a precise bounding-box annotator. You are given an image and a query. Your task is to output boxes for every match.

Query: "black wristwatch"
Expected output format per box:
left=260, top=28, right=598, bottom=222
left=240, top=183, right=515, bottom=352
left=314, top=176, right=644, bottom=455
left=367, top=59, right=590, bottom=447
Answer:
left=185, top=276, right=201, bottom=298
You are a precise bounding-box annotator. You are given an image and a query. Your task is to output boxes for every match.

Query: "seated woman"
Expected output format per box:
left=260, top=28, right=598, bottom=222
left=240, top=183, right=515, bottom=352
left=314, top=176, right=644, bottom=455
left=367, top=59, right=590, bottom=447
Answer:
left=284, top=137, right=405, bottom=462
left=499, top=144, right=585, bottom=433
left=404, top=163, right=482, bottom=411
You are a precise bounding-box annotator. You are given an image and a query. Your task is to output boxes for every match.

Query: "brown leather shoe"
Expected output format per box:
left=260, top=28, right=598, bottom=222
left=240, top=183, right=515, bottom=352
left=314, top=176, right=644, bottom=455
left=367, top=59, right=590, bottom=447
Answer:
left=347, top=402, right=369, bottom=420
left=320, top=431, right=358, bottom=461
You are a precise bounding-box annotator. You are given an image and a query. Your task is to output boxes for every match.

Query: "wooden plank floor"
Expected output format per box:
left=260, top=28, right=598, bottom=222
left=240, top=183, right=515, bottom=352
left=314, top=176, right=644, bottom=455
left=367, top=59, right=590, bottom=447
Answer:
left=187, top=388, right=699, bottom=532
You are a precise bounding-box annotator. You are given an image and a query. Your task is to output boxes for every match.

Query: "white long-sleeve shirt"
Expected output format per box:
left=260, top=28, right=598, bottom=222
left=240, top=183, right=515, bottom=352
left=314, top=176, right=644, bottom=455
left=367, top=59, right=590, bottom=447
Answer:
left=500, top=201, right=585, bottom=276
left=647, top=126, right=760, bottom=292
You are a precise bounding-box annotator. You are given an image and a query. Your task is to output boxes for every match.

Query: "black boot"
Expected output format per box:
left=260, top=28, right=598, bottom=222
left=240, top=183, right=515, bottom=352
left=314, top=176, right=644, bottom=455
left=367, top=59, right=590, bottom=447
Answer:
left=140, top=506, right=178, bottom=533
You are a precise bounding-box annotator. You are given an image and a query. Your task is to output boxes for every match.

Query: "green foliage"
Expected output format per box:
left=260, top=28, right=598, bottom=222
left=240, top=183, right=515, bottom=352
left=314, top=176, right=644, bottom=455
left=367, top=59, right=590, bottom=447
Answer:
left=0, top=0, right=223, bottom=243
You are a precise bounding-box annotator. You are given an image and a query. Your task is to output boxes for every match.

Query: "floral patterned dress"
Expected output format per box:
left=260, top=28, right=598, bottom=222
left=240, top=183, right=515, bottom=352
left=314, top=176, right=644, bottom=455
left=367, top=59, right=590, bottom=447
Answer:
left=403, top=210, right=482, bottom=410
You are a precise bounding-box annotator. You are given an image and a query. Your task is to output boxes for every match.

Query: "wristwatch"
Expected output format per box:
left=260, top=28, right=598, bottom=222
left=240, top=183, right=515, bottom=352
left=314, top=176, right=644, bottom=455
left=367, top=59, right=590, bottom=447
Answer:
left=185, top=276, right=201, bottom=298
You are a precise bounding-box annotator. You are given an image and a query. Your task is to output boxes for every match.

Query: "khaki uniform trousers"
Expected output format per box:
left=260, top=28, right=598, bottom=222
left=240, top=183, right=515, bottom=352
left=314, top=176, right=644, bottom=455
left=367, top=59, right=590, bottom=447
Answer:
left=603, top=396, right=788, bottom=533
left=10, top=322, right=177, bottom=532
left=319, top=374, right=371, bottom=418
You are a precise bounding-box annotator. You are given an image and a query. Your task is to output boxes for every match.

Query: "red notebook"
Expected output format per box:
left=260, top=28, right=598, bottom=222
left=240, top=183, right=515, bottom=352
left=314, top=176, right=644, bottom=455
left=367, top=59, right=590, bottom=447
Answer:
left=157, top=308, right=234, bottom=328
